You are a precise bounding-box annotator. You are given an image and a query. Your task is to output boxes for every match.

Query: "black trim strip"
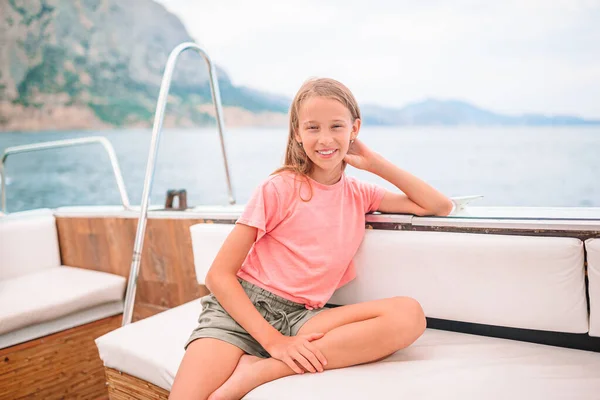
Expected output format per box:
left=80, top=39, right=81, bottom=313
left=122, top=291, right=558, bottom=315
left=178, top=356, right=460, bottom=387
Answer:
left=426, top=318, right=600, bottom=352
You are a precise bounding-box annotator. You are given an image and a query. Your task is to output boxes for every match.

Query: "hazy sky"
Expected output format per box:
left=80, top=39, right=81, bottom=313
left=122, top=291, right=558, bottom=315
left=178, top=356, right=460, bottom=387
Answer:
left=157, top=0, right=600, bottom=118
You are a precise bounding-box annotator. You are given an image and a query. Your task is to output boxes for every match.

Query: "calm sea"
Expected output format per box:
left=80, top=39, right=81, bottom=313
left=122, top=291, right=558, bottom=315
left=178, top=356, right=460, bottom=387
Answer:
left=0, top=126, right=599, bottom=213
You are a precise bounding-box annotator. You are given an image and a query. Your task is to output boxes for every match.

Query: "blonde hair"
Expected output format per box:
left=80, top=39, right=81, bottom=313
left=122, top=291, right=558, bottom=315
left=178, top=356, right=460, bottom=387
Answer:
left=272, top=77, right=361, bottom=201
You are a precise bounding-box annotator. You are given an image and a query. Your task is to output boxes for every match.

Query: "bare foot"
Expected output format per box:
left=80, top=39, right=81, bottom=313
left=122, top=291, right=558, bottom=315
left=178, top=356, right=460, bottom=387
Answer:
left=208, top=354, right=264, bottom=400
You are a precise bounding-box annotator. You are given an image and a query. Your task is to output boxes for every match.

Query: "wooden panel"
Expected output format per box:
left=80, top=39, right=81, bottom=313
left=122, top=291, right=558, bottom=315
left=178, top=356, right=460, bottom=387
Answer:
left=132, top=303, right=170, bottom=322
left=0, top=315, right=120, bottom=400
left=105, top=367, right=169, bottom=400
left=56, top=216, right=211, bottom=321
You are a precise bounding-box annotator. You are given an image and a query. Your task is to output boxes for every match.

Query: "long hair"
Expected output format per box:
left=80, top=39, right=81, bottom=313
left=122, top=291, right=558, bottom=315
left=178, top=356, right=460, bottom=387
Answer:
left=272, top=78, right=361, bottom=201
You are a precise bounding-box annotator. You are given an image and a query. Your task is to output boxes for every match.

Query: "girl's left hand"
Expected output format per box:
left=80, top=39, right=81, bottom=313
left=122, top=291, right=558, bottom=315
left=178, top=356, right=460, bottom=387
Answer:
left=344, top=138, right=380, bottom=172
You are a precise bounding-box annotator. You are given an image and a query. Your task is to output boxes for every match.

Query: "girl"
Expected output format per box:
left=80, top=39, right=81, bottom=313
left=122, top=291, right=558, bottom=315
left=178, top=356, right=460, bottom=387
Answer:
left=170, top=78, right=454, bottom=400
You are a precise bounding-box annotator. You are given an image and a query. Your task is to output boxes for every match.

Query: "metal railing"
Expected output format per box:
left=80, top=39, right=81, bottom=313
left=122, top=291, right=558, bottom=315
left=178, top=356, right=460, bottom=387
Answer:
left=0, top=136, right=131, bottom=213
left=122, top=42, right=236, bottom=325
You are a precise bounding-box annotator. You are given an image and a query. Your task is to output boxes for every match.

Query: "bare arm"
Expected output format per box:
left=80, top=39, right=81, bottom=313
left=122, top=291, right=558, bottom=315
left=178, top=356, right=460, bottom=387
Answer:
left=344, top=138, right=453, bottom=216
left=204, top=223, right=281, bottom=347
left=204, top=223, right=327, bottom=373
left=371, top=155, right=454, bottom=217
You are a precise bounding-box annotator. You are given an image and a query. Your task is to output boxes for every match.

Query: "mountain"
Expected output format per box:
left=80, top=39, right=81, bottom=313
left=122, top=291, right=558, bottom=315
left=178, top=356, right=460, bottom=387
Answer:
left=361, top=99, right=600, bottom=126
left=0, top=0, right=288, bottom=131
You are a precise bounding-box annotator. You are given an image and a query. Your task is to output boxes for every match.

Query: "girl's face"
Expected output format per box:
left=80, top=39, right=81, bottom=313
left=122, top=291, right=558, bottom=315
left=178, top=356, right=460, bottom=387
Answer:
left=295, top=96, right=360, bottom=176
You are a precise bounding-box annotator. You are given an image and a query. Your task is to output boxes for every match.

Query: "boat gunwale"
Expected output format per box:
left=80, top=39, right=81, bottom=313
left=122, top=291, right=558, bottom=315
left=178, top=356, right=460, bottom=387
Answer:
left=47, top=205, right=600, bottom=234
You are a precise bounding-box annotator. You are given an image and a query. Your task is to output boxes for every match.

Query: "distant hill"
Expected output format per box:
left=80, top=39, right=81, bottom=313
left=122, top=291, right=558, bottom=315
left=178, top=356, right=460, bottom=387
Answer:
left=361, top=99, right=600, bottom=126
left=0, top=0, right=288, bottom=131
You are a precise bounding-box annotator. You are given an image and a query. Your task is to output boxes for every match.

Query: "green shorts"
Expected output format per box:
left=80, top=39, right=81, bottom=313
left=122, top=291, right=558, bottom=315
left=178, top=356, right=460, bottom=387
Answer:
left=185, top=279, right=329, bottom=358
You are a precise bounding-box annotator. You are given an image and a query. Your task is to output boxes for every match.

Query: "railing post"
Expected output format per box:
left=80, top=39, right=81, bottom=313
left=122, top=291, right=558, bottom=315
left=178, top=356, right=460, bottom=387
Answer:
left=0, top=136, right=131, bottom=213
left=121, top=42, right=236, bottom=326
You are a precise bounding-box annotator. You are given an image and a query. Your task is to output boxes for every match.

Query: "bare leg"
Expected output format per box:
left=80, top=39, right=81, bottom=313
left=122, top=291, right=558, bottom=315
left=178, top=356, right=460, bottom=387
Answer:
left=170, top=338, right=245, bottom=400
left=210, top=296, right=426, bottom=400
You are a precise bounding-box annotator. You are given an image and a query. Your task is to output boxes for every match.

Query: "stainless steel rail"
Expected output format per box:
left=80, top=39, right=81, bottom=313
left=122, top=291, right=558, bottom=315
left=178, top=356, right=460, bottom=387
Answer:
left=122, top=42, right=236, bottom=325
left=0, top=136, right=131, bottom=212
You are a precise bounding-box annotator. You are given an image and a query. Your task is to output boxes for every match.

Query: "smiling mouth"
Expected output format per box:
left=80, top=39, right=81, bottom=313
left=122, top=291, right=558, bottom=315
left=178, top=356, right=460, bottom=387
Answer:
left=316, top=149, right=337, bottom=155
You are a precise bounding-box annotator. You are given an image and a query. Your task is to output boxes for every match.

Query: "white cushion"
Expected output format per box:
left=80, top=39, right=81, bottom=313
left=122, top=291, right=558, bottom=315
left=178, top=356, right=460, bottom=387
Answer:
left=190, top=223, right=234, bottom=284
left=96, top=300, right=200, bottom=390
left=0, top=209, right=60, bottom=280
left=248, top=330, right=600, bottom=400
left=190, top=224, right=588, bottom=333
left=0, top=266, right=126, bottom=335
left=329, top=230, right=587, bottom=333
left=95, top=300, right=600, bottom=399
left=0, top=300, right=123, bottom=349
left=586, top=238, right=600, bottom=337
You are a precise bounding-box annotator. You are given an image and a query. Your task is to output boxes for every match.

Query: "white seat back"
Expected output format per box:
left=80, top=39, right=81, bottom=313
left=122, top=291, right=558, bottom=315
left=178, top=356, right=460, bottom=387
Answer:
left=190, top=223, right=235, bottom=284
left=331, top=230, right=587, bottom=334
left=190, top=223, right=588, bottom=333
left=586, top=238, right=600, bottom=337
left=0, top=209, right=61, bottom=280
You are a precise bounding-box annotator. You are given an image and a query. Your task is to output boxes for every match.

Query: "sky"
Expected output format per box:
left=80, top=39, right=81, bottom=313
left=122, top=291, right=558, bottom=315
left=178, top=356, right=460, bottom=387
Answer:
left=156, top=0, right=600, bottom=118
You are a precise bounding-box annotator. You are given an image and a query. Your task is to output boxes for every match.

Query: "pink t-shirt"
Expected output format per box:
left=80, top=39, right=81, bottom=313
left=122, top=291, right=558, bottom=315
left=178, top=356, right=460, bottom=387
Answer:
left=236, top=171, right=386, bottom=309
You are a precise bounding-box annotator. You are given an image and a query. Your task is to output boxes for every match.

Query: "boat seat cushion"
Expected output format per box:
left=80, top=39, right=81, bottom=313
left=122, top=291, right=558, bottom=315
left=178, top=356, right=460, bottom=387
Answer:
left=0, top=209, right=61, bottom=280
left=0, top=266, right=126, bottom=335
left=0, top=301, right=124, bottom=349
left=95, top=300, right=600, bottom=399
left=586, top=238, right=600, bottom=337
left=330, top=230, right=587, bottom=333
left=190, top=225, right=588, bottom=333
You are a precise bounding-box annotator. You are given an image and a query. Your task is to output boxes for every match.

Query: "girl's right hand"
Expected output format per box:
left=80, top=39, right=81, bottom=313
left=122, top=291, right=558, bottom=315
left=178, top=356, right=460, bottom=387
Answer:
left=264, top=333, right=328, bottom=374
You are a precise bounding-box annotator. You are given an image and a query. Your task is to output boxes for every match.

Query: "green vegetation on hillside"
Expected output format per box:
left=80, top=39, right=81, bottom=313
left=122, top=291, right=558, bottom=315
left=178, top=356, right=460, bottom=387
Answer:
left=2, top=0, right=288, bottom=129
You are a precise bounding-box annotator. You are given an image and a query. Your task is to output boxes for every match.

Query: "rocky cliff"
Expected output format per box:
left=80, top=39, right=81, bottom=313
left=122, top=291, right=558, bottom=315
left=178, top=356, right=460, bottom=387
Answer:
left=0, top=0, right=288, bottom=131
